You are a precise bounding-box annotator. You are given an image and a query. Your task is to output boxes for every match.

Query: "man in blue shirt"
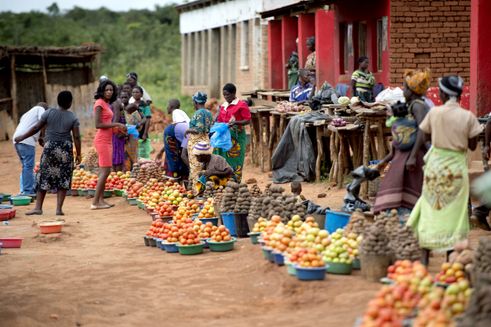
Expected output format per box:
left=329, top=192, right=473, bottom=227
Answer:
left=289, top=69, right=314, bottom=102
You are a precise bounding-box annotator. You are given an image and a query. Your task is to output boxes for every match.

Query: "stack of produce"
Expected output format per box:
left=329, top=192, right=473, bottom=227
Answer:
left=130, top=163, right=141, bottom=179
left=81, top=148, right=98, bottom=170
left=389, top=225, right=421, bottom=262
left=146, top=218, right=165, bottom=239
left=268, top=223, right=295, bottom=253
left=263, top=183, right=272, bottom=196
left=248, top=197, right=263, bottom=224
left=322, top=229, right=360, bottom=264
left=71, top=168, right=90, bottom=189
left=472, top=238, right=491, bottom=278
left=434, top=262, right=467, bottom=285
left=210, top=225, right=232, bottom=242
left=457, top=284, right=491, bottom=327
left=286, top=215, right=303, bottom=234
left=276, top=101, right=308, bottom=113
left=84, top=173, right=99, bottom=190
left=220, top=181, right=239, bottom=213
left=179, top=227, right=201, bottom=245
left=154, top=202, right=174, bottom=217
left=135, top=159, right=163, bottom=184
left=360, top=220, right=392, bottom=257
left=197, top=221, right=219, bottom=240
left=448, top=240, right=474, bottom=275
left=294, top=226, right=330, bottom=253
left=294, top=248, right=324, bottom=268
left=197, top=198, right=215, bottom=219
left=250, top=184, right=262, bottom=197
left=251, top=217, right=268, bottom=233
left=261, top=215, right=283, bottom=246
left=125, top=179, right=145, bottom=198
left=261, top=185, right=285, bottom=220
left=386, top=260, right=430, bottom=282
left=106, top=171, right=131, bottom=190
left=345, top=209, right=368, bottom=235
left=234, top=184, right=251, bottom=214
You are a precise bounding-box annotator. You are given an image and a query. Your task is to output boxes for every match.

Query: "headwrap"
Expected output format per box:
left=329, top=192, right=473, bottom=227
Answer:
left=99, top=75, right=108, bottom=82
left=172, top=109, right=190, bottom=123
left=404, top=69, right=431, bottom=96
left=192, top=91, right=208, bottom=104
left=126, top=72, right=138, bottom=81
left=439, top=75, right=464, bottom=98
left=192, top=141, right=213, bottom=155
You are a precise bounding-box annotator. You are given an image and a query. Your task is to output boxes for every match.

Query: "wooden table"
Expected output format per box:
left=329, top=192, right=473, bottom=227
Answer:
left=249, top=106, right=275, bottom=172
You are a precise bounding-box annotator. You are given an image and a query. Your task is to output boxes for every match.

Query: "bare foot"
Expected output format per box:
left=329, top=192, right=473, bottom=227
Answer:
left=90, top=204, right=110, bottom=210
left=101, top=201, right=115, bottom=207
left=26, top=209, right=43, bottom=215
left=56, top=211, right=65, bottom=216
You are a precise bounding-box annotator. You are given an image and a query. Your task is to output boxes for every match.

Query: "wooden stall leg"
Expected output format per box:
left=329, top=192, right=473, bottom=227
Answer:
left=315, top=126, right=323, bottom=183
left=337, top=133, right=345, bottom=189
left=361, top=120, right=370, bottom=198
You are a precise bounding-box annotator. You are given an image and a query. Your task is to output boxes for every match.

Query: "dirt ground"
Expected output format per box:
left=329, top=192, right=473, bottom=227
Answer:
left=1, top=140, right=490, bottom=327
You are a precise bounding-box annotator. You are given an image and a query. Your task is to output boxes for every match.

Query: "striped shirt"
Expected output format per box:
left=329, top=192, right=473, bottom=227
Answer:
left=351, top=70, right=375, bottom=92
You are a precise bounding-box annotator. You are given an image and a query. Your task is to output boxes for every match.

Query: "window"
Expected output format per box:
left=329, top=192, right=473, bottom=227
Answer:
left=377, top=17, right=388, bottom=72
left=240, top=20, right=249, bottom=70
left=358, top=22, right=367, bottom=58
left=341, top=23, right=353, bottom=74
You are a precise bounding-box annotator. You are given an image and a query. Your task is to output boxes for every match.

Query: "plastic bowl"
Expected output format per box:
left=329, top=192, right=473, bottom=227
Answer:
left=285, top=261, right=297, bottom=276
left=272, top=251, right=285, bottom=266
left=177, top=242, right=204, bottom=255
left=114, top=189, right=124, bottom=197
left=103, top=190, right=113, bottom=198
left=0, top=238, right=23, bottom=248
left=78, top=189, right=88, bottom=197
left=200, top=217, right=219, bottom=226
left=71, top=189, right=79, bottom=196
left=155, top=238, right=163, bottom=249
left=11, top=196, right=32, bottom=206
left=87, top=189, right=96, bottom=196
left=0, top=204, right=14, bottom=210
left=0, top=209, right=14, bottom=221
left=128, top=198, right=138, bottom=206
left=261, top=246, right=274, bottom=262
left=162, top=241, right=179, bottom=253
left=325, top=261, right=353, bottom=275
left=352, top=258, right=361, bottom=270
left=201, top=238, right=209, bottom=249
left=294, top=265, right=327, bottom=281
left=0, top=193, right=11, bottom=203
left=39, top=221, right=63, bottom=234
left=137, top=201, right=145, bottom=210
left=143, top=236, right=151, bottom=247
left=207, top=238, right=236, bottom=252
left=149, top=237, right=157, bottom=247
left=247, top=232, right=261, bottom=245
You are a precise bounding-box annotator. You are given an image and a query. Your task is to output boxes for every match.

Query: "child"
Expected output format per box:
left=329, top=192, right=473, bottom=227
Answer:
left=291, top=181, right=306, bottom=201
left=124, top=103, right=143, bottom=170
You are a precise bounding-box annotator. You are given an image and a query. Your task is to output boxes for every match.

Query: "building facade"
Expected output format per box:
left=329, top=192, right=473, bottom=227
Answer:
left=176, top=0, right=269, bottom=98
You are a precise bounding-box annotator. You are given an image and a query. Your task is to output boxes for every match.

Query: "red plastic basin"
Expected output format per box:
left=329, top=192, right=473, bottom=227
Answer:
left=0, top=238, right=23, bottom=248
left=39, top=221, right=63, bottom=234
left=0, top=209, right=15, bottom=221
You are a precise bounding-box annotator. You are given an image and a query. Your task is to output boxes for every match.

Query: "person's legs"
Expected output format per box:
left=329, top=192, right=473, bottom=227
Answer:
left=471, top=204, right=491, bottom=231
left=26, top=190, right=46, bottom=215
left=56, top=189, right=67, bottom=215
left=15, top=143, right=35, bottom=195
left=92, top=167, right=111, bottom=208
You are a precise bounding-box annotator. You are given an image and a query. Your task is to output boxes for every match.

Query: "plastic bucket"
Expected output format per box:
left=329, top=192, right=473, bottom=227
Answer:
left=325, top=262, right=353, bottom=275
left=247, top=232, right=260, bottom=244
left=286, top=261, right=297, bottom=276
left=273, top=251, right=285, bottom=266
left=221, top=212, right=237, bottom=236
left=324, top=210, right=351, bottom=233
left=200, top=217, right=219, bottom=226
left=234, top=213, right=251, bottom=237
left=207, top=238, right=236, bottom=252
left=294, top=265, right=326, bottom=281
left=162, top=242, right=178, bottom=253
left=352, top=258, right=361, bottom=270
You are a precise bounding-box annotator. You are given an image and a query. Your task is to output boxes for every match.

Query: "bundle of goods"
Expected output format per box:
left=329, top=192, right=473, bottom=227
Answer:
left=472, top=238, right=491, bottom=279
left=248, top=197, right=264, bottom=225
left=345, top=209, right=369, bottom=236
left=250, top=184, right=262, bottom=197
left=448, top=240, right=474, bottom=276
left=81, top=148, right=98, bottom=171
left=134, top=159, right=164, bottom=184
left=220, top=181, right=239, bottom=213
left=361, top=220, right=392, bottom=257
left=389, top=225, right=421, bottom=262
left=322, top=229, right=360, bottom=265
left=234, top=184, right=251, bottom=214
left=275, top=101, right=308, bottom=113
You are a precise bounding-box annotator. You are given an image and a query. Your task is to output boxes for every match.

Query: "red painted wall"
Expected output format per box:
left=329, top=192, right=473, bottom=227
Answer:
left=315, top=9, right=338, bottom=87
left=268, top=20, right=283, bottom=89
left=298, top=13, right=316, bottom=68
left=281, top=16, right=299, bottom=89
left=470, top=0, right=491, bottom=116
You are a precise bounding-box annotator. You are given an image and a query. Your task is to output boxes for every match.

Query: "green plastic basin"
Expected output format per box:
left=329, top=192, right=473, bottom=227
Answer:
left=177, top=242, right=204, bottom=255
left=207, top=238, right=236, bottom=252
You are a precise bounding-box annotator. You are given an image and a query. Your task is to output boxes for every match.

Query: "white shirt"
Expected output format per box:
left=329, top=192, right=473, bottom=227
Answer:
left=13, top=106, right=45, bottom=147
left=129, top=85, right=152, bottom=104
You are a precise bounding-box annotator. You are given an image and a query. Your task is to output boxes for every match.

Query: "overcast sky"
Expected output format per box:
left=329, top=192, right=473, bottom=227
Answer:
left=0, top=0, right=184, bottom=13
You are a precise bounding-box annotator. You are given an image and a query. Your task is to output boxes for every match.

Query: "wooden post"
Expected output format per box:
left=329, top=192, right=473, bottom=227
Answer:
left=315, top=125, right=324, bottom=183
left=41, top=54, right=48, bottom=102
left=10, top=55, right=18, bottom=124
left=337, top=131, right=345, bottom=189
left=361, top=118, right=370, bottom=197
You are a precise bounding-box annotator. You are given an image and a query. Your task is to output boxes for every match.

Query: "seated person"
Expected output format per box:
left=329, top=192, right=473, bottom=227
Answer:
left=193, top=141, right=234, bottom=194
left=291, top=181, right=306, bottom=201
left=289, top=69, right=314, bottom=103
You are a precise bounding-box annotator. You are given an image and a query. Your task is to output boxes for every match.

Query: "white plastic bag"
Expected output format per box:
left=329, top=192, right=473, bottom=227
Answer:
left=375, top=87, right=405, bottom=104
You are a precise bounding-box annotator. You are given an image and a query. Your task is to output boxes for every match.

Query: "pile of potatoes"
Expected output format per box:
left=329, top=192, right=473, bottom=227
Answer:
left=234, top=184, right=251, bottom=214
left=390, top=225, right=421, bottom=262
left=457, top=284, right=491, bottom=327
left=345, top=209, right=369, bottom=236
left=361, top=219, right=392, bottom=256
left=250, top=184, right=262, bottom=197
left=220, top=181, right=239, bottom=213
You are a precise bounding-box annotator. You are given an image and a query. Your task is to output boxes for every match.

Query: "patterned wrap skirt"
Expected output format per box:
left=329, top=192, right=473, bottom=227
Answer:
left=37, top=140, right=74, bottom=191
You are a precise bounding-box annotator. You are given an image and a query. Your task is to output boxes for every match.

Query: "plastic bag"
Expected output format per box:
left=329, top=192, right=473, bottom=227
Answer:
left=210, top=123, right=232, bottom=151
left=375, top=87, right=405, bottom=104
left=126, top=124, right=139, bottom=138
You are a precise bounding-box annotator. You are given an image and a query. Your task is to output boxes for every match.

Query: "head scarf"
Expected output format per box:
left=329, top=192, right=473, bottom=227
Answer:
left=192, top=91, right=208, bottom=104
left=192, top=141, right=213, bottom=155
left=404, top=69, right=431, bottom=96
left=439, top=75, right=464, bottom=99
left=99, top=75, right=108, bottom=82
left=172, top=109, right=190, bottom=124
left=126, top=72, right=138, bottom=81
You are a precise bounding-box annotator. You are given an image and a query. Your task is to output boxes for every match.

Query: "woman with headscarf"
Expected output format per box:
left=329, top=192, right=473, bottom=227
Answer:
left=132, top=86, right=152, bottom=159
left=110, top=90, right=129, bottom=171
left=374, top=69, right=431, bottom=219
left=124, top=103, right=143, bottom=171
left=304, top=36, right=316, bottom=72
left=407, top=76, right=481, bottom=262
left=215, top=83, right=251, bottom=182
left=193, top=141, right=234, bottom=195
left=185, top=91, right=214, bottom=189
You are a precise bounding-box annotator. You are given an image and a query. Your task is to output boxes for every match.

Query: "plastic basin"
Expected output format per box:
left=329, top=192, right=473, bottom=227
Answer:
left=324, top=210, right=351, bottom=233
left=162, top=242, right=178, bottom=253
left=143, top=236, right=151, bottom=247
left=114, top=189, right=124, bottom=197
left=352, top=258, right=361, bottom=270
left=247, top=232, right=260, bottom=245
left=128, top=198, right=138, bottom=206
left=285, top=261, right=297, bottom=276
left=137, top=200, right=145, bottom=210
left=0, top=209, right=15, bottom=221
left=78, top=189, right=88, bottom=196
left=0, top=194, right=11, bottom=203
left=295, top=265, right=327, bottom=281
left=261, top=246, right=274, bottom=263
left=221, top=212, right=237, bottom=236
left=39, top=221, right=63, bottom=234
left=71, top=189, right=79, bottom=196
left=149, top=238, right=157, bottom=247
left=273, top=251, right=285, bottom=266
left=177, top=242, right=204, bottom=255
left=261, top=246, right=270, bottom=260
left=87, top=189, right=96, bottom=196
left=0, top=238, right=23, bottom=248
left=103, top=190, right=113, bottom=198
left=11, top=196, right=31, bottom=206
left=207, top=238, right=236, bottom=252
left=200, top=217, right=219, bottom=226
left=325, top=261, right=353, bottom=275
left=155, top=238, right=163, bottom=249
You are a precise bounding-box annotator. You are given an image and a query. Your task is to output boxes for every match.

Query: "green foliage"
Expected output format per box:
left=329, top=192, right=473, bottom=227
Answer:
left=0, top=4, right=194, bottom=115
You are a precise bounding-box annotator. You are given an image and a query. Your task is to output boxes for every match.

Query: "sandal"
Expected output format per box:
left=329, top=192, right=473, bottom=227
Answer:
left=90, top=204, right=111, bottom=210
left=26, top=209, right=43, bottom=216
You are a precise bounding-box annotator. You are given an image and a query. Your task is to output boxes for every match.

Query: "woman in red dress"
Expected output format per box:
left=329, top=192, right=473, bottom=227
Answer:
left=92, top=80, right=126, bottom=209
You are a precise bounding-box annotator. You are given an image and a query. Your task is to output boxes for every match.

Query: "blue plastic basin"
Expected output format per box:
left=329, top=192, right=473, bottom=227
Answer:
left=324, top=210, right=351, bottom=233
left=221, top=212, right=237, bottom=236
left=295, top=265, right=327, bottom=281
left=200, top=217, right=219, bottom=226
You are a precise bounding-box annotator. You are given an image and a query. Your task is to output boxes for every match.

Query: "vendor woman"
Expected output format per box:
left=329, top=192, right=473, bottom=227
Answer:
left=193, top=141, right=234, bottom=194
left=215, top=83, right=251, bottom=182
left=289, top=69, right=314, bottom=103
left=351, top=56, right=375, bottom=102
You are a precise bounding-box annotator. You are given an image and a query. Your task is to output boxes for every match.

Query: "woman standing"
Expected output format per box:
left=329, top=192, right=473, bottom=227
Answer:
left=111, top=90, right=129, bottom=171
left=374, top=69, right=431, bottom=218
left=92, top=80, right=126, bottom=210
left=186, top=91, right=214, bottom=188
left=124, top=103, right=143, bottom=171
left=14, top=91, right=81, bottom=216
left=408, top=76, right=481, bottom=259
left=215, top=83, right=251, bottom=182
left=304, top=36, right=316, bottom=72
left=132, top=86, right=152, bottom=159
left=351, top=56, right=375, bottom=102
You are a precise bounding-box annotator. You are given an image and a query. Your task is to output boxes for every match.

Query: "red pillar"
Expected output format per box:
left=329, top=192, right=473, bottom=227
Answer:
left=315, top=9, right=338, bottom=86
left=268, top=19, right=283, bottom=89
left=281, top=16, right=298, bottom=89
left=298, top=13, right=316, bottom=68
left=470, top=0, right=491, bottom=116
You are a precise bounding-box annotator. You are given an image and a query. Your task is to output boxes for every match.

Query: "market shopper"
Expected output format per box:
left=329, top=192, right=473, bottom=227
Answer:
left=408, top=75, right=482, bottom=261
left=351, top=56, right=375, bottom=102
left=193, top=141, right=234, bottom=194
left=92, top=80, right=126, bottom=210
left=304, top=36, right=316, bottom=71
left=127, top=72, right=152, bottom=105
left=14, top=91, right=81, bottom=216
left=167, top=99, right=190, bottom=124
left=185, top=92, right=214, bottom=187
left=124, top=103, right=143, bottom=171
left=111, top=91, right=129, bottom=171
left=132, top=86, right=152, bottom=159
left=374, top=69, right=431, bottom=218
left=289, top=69, right=314, bottom=103
left=12, top=102, right=48, bottom=196
left=215, top=83, right=251, bottom=182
